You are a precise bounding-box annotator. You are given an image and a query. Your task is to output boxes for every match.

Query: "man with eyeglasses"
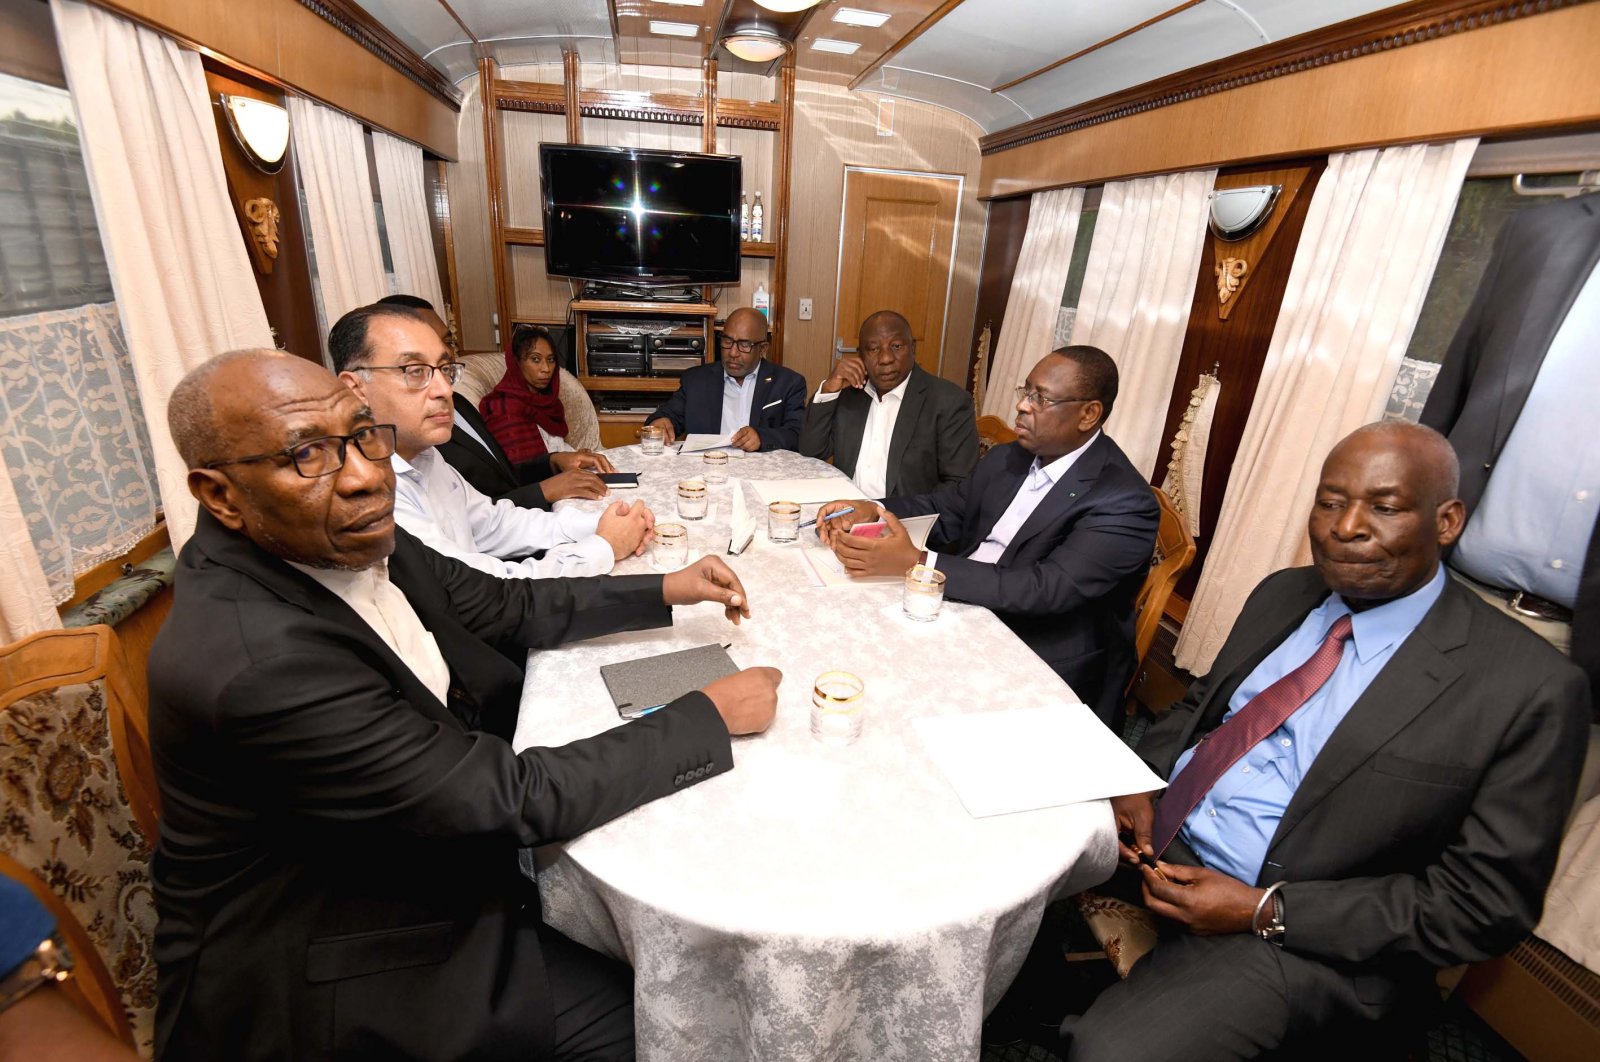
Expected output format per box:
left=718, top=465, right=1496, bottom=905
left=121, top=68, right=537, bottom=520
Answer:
left=645, top=307, right=806, bottom=452
left=148, top=348, right=780, bottom=1061
left=331, top=303, right=651, bottom=580
left=815, top=346, right=1159, bottom=726
left=800, top=309, right=979, bottom=497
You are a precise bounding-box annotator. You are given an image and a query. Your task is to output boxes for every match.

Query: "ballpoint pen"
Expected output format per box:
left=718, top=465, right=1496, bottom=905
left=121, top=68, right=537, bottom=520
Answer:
left=798, top=506, right=854, bottom=531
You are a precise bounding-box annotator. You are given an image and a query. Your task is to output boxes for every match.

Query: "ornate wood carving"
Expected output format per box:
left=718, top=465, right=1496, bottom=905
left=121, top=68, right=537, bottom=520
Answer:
left=293, top=0, right=459, bottom=109
left=980, top=0, right=1595, bottom=156
left=1207, top=167, right=1312, bottom=321
left=1214, top=257, right=1247, bottom=316
left=242, top=197, right=281, bottom=274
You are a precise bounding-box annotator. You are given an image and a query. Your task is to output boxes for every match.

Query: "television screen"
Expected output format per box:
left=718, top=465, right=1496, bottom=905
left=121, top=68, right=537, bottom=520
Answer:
left=540, top=144, right=742, bottom=286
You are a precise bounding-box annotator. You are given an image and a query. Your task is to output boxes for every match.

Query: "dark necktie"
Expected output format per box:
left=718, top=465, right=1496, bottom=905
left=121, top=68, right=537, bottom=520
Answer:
left=1150, top=614, right=1355, bottom=857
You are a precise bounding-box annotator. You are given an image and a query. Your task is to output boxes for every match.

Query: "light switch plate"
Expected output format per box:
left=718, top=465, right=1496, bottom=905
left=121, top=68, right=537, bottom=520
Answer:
left=798, top=298, right=813, bottom=321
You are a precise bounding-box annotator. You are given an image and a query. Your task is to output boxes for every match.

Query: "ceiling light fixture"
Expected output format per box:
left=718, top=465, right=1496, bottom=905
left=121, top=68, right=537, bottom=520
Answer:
left=811, top=38, right=861, bottom=55
left=753, top=0, right=823, bottom=13
left=833, top=8, right=890, bottom=28
left=722, top=26, right=789, bottom=63
left=219, top=94, right=290, bottom=173
left=649, top=20, right=700, bottom=37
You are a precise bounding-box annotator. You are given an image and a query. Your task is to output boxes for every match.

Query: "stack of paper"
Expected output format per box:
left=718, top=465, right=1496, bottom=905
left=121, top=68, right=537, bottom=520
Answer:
left=749, top=479, right=864, bottom=507
left=914, top=705, right=1167, bottom=818
left=680, top=434, right=735, bottom=453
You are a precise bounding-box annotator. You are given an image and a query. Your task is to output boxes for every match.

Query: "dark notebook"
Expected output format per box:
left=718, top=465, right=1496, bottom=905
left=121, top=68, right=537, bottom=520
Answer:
left=600, top=643, right=739, bottom=720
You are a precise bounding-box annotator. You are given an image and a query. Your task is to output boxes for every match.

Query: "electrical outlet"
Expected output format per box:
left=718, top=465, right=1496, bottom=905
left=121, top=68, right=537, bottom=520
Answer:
left=798, top=298, right=813, bottom=321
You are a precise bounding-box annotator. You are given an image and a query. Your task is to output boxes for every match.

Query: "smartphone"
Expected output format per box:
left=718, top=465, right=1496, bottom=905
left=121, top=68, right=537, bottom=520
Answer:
left=849, top=520, right=888, bottom=539
left=599, top=472, right=639, bottom=488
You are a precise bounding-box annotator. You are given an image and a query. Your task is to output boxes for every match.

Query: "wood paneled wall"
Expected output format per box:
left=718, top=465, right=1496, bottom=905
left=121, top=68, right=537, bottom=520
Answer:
left=979, top=2, right=1600, bottom=199
left=94, top=0, right=458, bottom=157
left=783, top=84, right=985, bottom=389
left=965, top=195, right=1032, bottom=392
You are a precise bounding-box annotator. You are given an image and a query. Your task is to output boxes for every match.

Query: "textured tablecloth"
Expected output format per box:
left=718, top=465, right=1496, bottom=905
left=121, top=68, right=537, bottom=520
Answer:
left=512, top=446, right=1118, bottom=1061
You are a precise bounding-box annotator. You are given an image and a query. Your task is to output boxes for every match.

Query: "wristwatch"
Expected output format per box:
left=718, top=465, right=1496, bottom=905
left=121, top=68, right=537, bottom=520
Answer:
left=0, top=936, right=74, bottom=1014
left=1252, top=882, right=1286, bottom=946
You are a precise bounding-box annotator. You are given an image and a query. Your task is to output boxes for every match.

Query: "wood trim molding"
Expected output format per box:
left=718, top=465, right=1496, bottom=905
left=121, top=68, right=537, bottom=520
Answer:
left=493, top=80, right=782, bottom=130
left=503, top=227, right=545, bottom=246
left=992, top=1, right=1203, bottom=93
left=479, top=57, right=511, bottom=349
left=563, top=51, right=583, bottom=143
left=294, top=0, right=459, bottom=109
left=980, top=0, right=1597, bottom=156
left=494, top=79, right=567, bottom=113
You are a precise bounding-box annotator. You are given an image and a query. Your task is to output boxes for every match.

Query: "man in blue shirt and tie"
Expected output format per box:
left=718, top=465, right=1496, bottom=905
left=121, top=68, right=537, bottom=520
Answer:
left=646, top=308, right=807, bottom=452
left=1060, top=421, right=1589, bottom=1060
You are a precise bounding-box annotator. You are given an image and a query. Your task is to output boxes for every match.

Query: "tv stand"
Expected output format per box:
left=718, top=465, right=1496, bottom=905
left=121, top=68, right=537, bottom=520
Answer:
left=580, top=281, right=703, bottom=304
left=571, top=299, right=718, bottom=448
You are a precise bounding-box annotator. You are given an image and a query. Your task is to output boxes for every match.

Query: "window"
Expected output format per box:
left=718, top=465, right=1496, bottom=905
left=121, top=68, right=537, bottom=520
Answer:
left=0, top=72, right=114, bottom=316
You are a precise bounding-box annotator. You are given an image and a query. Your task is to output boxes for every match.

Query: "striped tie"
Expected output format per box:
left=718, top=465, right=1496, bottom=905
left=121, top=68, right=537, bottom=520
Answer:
left=1150, top=614, right=1355, bottom=857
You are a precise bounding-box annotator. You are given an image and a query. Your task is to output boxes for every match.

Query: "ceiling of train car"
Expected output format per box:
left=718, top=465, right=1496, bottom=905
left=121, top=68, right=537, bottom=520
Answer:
left=353, top=1, right=1413, bottom=130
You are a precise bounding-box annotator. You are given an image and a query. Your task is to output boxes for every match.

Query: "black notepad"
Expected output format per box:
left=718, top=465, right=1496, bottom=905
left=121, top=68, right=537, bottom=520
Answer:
left=600, top=644, right=739, bottom=720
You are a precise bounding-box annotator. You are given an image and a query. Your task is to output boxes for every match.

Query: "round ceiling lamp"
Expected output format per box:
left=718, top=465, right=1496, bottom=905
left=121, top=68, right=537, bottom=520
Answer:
left=753, top=0, right=823, bottom=12
left=722, top=27, right=789, bottom=63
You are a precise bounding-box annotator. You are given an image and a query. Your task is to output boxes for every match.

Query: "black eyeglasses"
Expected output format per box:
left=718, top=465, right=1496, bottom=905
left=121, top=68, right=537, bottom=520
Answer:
left=203, top=424, right=398, bottom=479
left=719, top=336, right=770, bottom=355
left=1014, top=386, right=1093, bottom=410
left=359, top=362, right=462, bottom=390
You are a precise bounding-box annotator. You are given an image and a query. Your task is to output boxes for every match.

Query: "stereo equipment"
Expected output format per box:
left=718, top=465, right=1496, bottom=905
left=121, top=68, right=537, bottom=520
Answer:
left=586, top=317, right=707, bottom=378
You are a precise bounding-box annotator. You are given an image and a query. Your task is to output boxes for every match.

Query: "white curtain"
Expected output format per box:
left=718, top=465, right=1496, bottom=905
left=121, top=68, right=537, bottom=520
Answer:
left=1071, top=169, right=1216, bottom=480
left=288, top=96, right=388, bottom=332
left=372, top=131, right=445, bottom=312
left=981, top=187, right=1084, bottom=419
left=1175, top=139, right=1479, bottom=673
left=51, top=0, right=274, bottom=550
left=0, top=452, right=61, bottom=641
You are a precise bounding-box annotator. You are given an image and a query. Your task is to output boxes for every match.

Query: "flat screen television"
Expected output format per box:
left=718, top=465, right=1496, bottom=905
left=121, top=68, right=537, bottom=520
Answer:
left=540, top=143, right=742, bottom=287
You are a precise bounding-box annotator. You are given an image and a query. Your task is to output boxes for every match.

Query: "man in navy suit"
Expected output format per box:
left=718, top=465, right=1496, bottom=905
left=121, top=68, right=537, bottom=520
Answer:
left=646, top=307, right=807, bottom=452
left=817, top=346, right=1159, bottom=725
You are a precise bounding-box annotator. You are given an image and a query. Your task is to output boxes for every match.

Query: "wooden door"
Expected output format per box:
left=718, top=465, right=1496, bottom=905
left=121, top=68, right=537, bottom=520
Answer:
left=834, top=168, right=962, bottom=375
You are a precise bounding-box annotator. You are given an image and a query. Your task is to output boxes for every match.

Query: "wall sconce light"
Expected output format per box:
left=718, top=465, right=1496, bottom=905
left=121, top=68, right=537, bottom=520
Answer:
left=220, top=94, right=290, bottom=173
left=722, top=27, right=789, bottom=63
left=1208, top=185, right=1281, bottom=242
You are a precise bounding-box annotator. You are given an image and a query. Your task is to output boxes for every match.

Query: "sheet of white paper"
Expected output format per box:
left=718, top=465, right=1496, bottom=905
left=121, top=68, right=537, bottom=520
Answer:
left=680, top=434, right=736, bottom=453
left=750, top=479, right=863, bottom=507
left=792, top=514, right=940, bottom=588
left=728, top=488, right=755, bottom=554
left=914, top=705, right=1168, bottom=818
left=899, top=514, right=938, bottom=551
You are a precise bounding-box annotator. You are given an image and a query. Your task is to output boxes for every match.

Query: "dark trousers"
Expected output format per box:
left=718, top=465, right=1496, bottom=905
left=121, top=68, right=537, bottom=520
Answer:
left=540, top=925, right=636, bottom=1062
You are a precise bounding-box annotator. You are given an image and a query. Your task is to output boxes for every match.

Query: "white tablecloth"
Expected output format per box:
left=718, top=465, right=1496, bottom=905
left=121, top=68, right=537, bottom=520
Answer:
left=512, top=446, right=1117, bottom=1061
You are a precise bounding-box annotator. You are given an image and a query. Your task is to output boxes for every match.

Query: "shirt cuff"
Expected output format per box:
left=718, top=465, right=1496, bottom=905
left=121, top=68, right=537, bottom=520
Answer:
left=812, top=385, right=841, bottom=403
left=555, top=505, right=603, bottom=543
left=562, top=535, right=616, bottom=576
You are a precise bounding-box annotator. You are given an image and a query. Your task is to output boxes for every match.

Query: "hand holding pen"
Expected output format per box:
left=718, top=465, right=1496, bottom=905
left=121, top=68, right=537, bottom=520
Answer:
left=810, top=500, right=878, bottom=546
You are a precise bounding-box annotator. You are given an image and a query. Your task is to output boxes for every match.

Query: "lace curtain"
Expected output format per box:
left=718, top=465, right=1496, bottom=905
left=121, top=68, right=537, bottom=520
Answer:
left=0, top=301, right=158, bottom=608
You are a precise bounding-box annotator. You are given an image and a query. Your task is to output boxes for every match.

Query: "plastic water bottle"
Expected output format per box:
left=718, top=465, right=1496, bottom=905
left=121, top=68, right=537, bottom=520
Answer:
left=740, top=193, right=750, bottom=241
left=753, top=282, right=769, bottom=321
left=751, top=192, right=764, bottom=242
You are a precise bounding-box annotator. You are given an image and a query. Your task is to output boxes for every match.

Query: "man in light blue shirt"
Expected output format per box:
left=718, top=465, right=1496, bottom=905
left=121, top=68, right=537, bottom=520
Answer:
left=645, top=308, right=807, bottom=452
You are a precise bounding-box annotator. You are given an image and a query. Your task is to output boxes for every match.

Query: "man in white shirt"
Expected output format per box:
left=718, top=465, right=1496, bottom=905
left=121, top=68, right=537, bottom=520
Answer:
left=815, top=347, right=1159, bottom=725
left=800, top=309, right=978, bottom=497
left=330, top=303, right=651, bottom=580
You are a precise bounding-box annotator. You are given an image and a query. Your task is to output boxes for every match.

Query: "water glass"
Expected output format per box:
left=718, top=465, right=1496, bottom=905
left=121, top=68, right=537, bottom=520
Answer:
left=677, top=479, right=709, bottom=521
left=902, top=564, right=947, bottom=622
left=767, top=501, right=801, bottom=543
left=652, top=522, right=688, bottom=569
left=702, top=450, right=729, bottom=485
left=811, top=671, right=866, bottom=747
left=640, top=425, right=665, bottom=456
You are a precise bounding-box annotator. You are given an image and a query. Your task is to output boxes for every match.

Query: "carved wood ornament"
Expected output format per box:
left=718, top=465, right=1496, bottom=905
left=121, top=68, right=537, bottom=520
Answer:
left=1208, top=168, right=1313, bottom=321
left=243, top=197, right=281, bottom=274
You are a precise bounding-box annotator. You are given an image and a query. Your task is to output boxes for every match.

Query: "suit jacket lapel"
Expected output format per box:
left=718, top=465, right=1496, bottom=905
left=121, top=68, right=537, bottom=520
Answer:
left=750, top=368, right=775, bottom=424
left=452, top=394, right=514, bottom=477
left=997, top=435, right=1109, bottom=561
left=885, top=371, right=928, bottom=495
left=1492, top=199, right=1600, bottom=454
left=691, top=366, right=723, bottom=434
left=834, top=391, right=869, bottom=477
left=1266, top=578, right=1470, bottom=859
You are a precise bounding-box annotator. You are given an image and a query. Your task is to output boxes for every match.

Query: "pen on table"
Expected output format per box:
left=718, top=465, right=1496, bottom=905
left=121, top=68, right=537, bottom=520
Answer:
left=798, top=506, right=853, bottom=531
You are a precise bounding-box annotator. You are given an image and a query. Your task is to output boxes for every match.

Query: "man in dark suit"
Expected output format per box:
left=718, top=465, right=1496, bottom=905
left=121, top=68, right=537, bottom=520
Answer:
left=1419, top=193, right=1600, bottom=720
left=148, top=349, right=781, bottom=1061
left=375, top=296, right=612, bottom=510
left=646, top=307, right=806, bottom=452
left=799, top=309, right=979, bottom=497
left=816, top=346, right=1159, bottom=726
left=1061, top=422, right=1589, bottom=1059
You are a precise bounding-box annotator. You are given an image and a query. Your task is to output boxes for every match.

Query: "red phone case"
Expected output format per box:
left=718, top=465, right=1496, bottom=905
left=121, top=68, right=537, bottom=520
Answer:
left=849, top=520, right=888, bottom=539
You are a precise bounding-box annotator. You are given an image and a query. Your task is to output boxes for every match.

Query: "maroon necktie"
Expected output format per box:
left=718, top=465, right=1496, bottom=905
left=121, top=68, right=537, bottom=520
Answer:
left=1149, top=614, right=1355, bottom=857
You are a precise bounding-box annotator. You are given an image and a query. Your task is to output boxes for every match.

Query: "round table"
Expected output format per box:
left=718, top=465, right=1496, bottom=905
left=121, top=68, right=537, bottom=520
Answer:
left=512, top=446, right=1116, bottom=1061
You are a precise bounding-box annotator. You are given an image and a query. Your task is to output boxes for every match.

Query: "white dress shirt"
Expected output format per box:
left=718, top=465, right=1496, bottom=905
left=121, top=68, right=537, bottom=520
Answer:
left=811, top=374, right=910, bottom=499
left=392, top=448, right=612, bottom=579
left=287, top=559, right=451, bottom=705
left=720, top=359, right=763, bottom=434
left=930, top=431, right=1100, bottom=569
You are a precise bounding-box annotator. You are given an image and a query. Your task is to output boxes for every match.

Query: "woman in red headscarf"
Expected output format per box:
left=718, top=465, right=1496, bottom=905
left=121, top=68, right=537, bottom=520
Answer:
left=479, top=326, right=575, bottom=467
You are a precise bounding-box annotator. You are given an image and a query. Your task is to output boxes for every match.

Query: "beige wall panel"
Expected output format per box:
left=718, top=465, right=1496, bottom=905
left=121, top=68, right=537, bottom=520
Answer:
left=449, top=74, right=497, bottom=352
left=509, top=246, right=575, bottom=323
left=502, top=109, right=568, bottom=228
left=981, top=4, right=1600, bottom=198
left=99, top=0, right=456, bottom=156
left=714, top=258, right=772, bottom=322
left=784, top=84, right=984, bottom=391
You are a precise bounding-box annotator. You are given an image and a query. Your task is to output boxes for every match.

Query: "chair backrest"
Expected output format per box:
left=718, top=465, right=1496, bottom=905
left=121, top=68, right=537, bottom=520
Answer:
left=1129, top=487, right=1198, bottom=689
left=0, top=625, right=157, bottom=1054
left=976, top=414, right=1017, bottom=457
left=557, top=369, right=603, bottom=451
left=453, top=351, right=502, bottom=407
